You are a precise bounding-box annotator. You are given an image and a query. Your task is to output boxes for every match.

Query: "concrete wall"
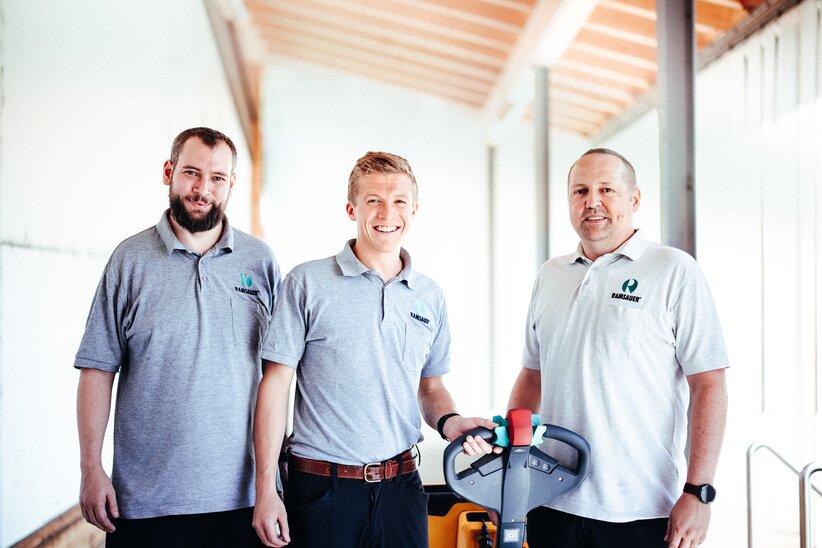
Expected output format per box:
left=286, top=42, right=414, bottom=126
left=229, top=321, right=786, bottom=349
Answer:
left=0, top=0, right=251, bottom=543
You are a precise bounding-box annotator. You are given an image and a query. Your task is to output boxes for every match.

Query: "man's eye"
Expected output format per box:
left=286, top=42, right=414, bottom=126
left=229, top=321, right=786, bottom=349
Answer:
left=213, top=177, right=226, bottom=183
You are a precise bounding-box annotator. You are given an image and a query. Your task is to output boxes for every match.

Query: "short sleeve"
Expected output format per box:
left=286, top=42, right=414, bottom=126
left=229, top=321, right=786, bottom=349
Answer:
left=421, top=293, right=451, bottom=377
left=74, top=261, right=127, bottom=372
left=672, top=260, right=729, bottom=375
left=261, top=273, right=307, bottom=368
left=521, top=276, right=541, bottom=370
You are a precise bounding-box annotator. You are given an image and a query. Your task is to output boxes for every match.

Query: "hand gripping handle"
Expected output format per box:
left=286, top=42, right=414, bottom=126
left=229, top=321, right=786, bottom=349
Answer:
left=442, top=427, right=501, bottom=510
left=442, top=424, right=591, bottom=512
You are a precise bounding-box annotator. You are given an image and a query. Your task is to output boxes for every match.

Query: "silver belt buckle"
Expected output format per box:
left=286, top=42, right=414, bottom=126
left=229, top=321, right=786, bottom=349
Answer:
left=363, top=462, right=381, bottom=483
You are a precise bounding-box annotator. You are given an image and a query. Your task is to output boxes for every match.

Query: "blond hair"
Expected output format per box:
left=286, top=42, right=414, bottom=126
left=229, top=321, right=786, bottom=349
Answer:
left=347, top=151, right=418, bottom=204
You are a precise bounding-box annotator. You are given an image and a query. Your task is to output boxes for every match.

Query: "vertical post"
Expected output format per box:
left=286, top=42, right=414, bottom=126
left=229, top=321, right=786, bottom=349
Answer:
left=799, top=463, right=821, bottom=548
left=534, top=65, right=551, bottom=266
left=487, top=145, right=497, bottom=408
left=657, top=0, right=696, bottom=257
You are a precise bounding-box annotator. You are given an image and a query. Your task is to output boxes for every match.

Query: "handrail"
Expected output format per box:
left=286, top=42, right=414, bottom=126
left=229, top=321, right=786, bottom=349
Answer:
left=799, top=462, right=822, bottom=548
left=747, top=442, right=822, bottom=548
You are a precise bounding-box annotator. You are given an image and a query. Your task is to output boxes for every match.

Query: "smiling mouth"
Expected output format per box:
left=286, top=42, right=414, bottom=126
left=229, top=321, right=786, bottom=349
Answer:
left=187, top=197, right=211, bottom=208
left=374, top=225, right=400, bottom=233
left=584, top=215, right=607, bottom=222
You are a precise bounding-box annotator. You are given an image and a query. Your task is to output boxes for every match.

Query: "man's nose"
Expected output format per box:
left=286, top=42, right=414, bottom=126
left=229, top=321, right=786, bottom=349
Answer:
left=585, top=194, right=601, bottom=209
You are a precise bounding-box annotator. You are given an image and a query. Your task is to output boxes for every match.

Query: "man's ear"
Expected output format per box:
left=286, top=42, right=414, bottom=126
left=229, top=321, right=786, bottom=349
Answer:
left=632, top=187, right=641, bottom=212
left=346, top=202, right=356, bottom=220
left=229, top=173, right=236, bottom=196
left=163, top=160, right=173, bottom=186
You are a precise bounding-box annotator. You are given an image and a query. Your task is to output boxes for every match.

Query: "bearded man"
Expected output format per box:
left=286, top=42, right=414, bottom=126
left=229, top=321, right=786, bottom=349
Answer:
left=75, top=127, right=280, bottom=547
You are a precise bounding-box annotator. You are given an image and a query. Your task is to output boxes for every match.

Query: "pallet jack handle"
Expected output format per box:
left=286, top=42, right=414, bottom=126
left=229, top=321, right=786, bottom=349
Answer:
left=442, top=409, right=590, bottom=548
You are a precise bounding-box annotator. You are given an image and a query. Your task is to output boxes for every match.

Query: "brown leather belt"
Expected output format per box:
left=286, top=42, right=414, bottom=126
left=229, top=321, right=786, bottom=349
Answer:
left=289, top=448, right=418, bottom=483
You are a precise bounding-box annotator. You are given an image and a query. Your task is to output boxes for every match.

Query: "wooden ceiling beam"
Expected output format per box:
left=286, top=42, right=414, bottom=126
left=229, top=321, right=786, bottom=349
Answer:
left=482, top=0, right=600, bottom=121
left=265, top=33, right=494, bottom=96
left=248, top=0, right=512, bottom=58
left=417, top=0, right=530, bottom=27
left=398, top=0, right=525, bottom=31
left=695, top=0, right=748, bottom=29
left=551, top=61, right=649, bottom=93
left=270, top=43, right=487, bottom=107
left=561, top=48, right=656, bottom=81
left=249, top=2, right=507, bottom=70
left=481, top=0, right=534, bottom=13
left=338, top=0, right=521, bottom=41
left=554, top=58, right=651, bottom=88
left=549, top=87, right=627, bottom=115
left=550, top=72, right=637, bottom=102
left=573, top=28, right=657, bottom=62
left=257, top=18, right=501, bottom=82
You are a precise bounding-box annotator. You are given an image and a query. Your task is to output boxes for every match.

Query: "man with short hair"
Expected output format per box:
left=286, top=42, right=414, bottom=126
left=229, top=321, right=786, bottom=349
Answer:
left=508, top=148, right=728, bottom=547
left=76, top=127, right=279, bottom=546
left=252, top=151, right=495, bottom=548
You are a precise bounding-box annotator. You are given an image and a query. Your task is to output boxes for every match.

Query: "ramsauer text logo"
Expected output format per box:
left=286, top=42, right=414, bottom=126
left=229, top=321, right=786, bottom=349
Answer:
left=410, top=299, right=431, bottom=324
left=235, top=272, right=260, bottom=296
left=612, top=278, right=641, bottom=303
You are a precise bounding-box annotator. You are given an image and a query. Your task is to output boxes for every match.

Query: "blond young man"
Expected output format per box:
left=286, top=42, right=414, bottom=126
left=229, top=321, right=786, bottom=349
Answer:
left=253, top=152, right=493, bottom=548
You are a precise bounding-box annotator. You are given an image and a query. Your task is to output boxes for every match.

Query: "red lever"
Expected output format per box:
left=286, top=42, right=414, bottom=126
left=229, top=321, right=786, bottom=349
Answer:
left=507, top=408, right=533, bottom=447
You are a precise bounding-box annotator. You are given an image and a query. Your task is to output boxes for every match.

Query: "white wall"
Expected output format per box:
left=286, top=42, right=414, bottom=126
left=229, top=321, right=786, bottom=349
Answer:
left=260, top=56, right=493, bottom=433
left=490, top=119, right=586, bottom=408
left=0, top=0, right=251, bottom=543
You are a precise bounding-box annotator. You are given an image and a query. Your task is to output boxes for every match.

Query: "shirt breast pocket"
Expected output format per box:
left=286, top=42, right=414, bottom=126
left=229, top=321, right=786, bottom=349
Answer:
left=231, top=296, right=268, bottom=351
left=594, top=301, right=646, bottom=359
left=402, top=321, right=434, bottom=373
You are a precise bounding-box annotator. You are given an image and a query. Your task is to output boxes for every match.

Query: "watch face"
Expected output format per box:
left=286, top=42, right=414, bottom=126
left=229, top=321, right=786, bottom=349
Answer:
left=700, top=484, right=716, bottom=503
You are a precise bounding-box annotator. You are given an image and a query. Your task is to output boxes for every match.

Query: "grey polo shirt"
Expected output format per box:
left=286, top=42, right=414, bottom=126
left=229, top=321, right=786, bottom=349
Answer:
left=262, top=240, right=450, bottom=465
left=75, top=211, right=280, bottom=519
left=522, top=229, right=728, bottom=522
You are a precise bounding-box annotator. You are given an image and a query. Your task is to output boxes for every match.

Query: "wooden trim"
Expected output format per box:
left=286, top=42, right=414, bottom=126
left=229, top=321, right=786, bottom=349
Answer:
left=248, top=0, right=510, bottom=60
left=11, top=505, right=103, bottom=548
left=265, top=34, right=494, bottom=94
left=257, top=14, right=503, bottom=77
left=203, top=0, right=264, bottom=237
left=271, top=46, right=487, bottom=107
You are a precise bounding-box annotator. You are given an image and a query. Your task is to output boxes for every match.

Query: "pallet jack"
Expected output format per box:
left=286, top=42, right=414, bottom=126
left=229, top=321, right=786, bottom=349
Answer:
left=428, top=409, right=590, bottom=548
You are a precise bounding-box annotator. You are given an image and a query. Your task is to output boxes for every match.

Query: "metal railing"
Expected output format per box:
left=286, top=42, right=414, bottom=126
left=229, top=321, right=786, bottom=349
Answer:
left=800, top=462, right=822, bottom=548
left=747, top=442, right=822, bottom=548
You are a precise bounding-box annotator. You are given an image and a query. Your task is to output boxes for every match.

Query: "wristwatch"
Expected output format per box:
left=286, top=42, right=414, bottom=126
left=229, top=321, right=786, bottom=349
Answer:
left=683, top=482, right=716, bottom=504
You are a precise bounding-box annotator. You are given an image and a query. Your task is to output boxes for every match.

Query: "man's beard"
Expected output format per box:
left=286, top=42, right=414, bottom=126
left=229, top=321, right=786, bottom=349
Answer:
left=169, top=191, right=226, bottom=233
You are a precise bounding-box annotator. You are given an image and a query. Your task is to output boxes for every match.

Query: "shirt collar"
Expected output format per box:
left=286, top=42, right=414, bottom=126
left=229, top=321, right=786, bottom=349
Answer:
left=335, top=239, right=416, bottom=287
left=568, top=229, right=648, bottom=265
left=155, top=209, right=234, bottom=255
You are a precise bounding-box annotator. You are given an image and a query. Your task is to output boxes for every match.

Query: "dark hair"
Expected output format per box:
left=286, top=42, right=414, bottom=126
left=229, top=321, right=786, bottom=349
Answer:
left=570, top=148, right=637, bottom=188
left=169, top=127, right=237, bottom=171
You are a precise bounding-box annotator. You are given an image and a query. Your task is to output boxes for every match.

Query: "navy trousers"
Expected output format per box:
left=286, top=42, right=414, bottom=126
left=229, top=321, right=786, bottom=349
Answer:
left=284, top=465, right=429, bottom=548
left=106, top=507, right=263, bottom=547
left=525, top=506, right=668, bottom=548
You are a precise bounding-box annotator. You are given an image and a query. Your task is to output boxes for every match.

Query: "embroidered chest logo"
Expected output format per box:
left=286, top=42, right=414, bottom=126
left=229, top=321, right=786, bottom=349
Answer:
left=611, top=278, right=641, bottom=303
left=235, top=273, right=260, bottom=296
left=410, top=298, right=430, bottom=324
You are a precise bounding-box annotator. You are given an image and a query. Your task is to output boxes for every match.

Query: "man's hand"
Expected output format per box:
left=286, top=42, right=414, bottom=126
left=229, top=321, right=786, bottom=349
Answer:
left=665, top=493, right=711, bottom=547
left=442, top=416, right=503, bottom=456
left=253, top=489, right=291, bottom=547
left=79, top=466, right=119, bottom=533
